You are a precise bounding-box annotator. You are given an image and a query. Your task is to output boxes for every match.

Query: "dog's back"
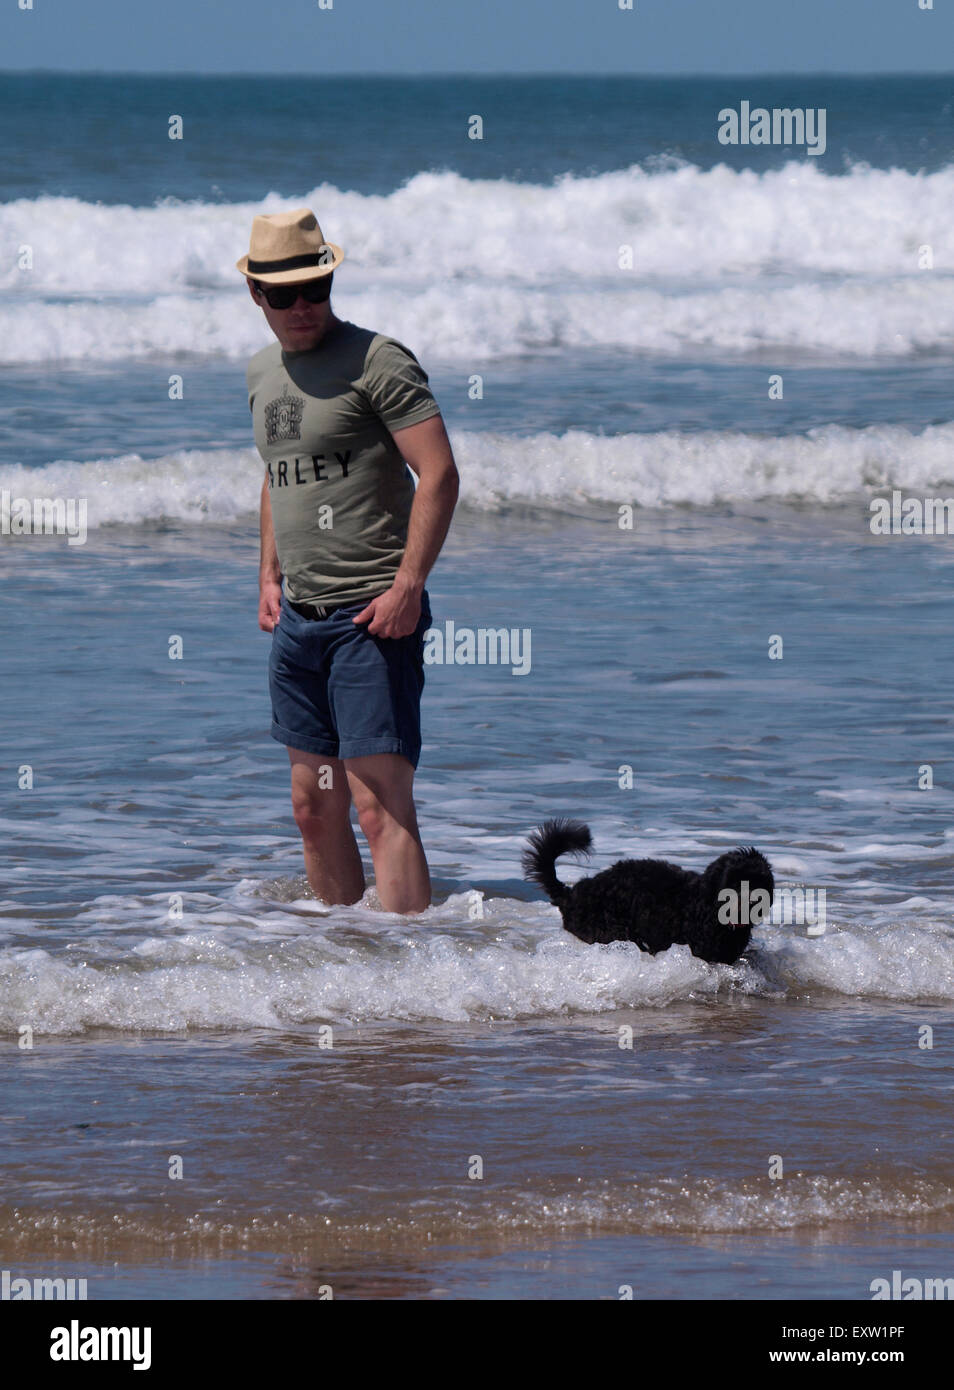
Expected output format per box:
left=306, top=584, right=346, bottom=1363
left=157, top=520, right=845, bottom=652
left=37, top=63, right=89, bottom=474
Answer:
left=522, top=819, right=697, bottom=949
left=561, top=857, right=698, bottom=949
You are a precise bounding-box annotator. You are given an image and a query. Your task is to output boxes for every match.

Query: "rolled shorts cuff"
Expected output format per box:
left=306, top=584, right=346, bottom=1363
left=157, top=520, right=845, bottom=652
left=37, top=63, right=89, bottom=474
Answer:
left=269, top=719, right=338, bottom=758
left=337, top=735, right=421, bottom=767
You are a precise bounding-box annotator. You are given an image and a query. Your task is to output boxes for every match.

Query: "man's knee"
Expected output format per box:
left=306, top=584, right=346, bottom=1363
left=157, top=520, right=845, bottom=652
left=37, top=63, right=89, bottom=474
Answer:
left=346, top=755, right=418, bottom=845
left=354, top=796, right=391, bottom=845
left=292, top=791, right=347, bottom=838
left=289, top=760, right=349, bottom=840
left=354, top=787, right=419, bottom=846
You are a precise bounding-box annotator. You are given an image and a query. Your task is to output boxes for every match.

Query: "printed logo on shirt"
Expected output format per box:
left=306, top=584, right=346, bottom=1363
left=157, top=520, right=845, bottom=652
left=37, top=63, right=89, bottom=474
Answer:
left=264, top=384, right=305, bottom=446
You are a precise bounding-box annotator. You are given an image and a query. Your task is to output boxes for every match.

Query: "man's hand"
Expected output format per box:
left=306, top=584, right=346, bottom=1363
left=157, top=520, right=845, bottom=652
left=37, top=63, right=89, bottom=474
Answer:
left=353, top=582, right=422, bottom=638
left=259, top=577, right=282, bottom=632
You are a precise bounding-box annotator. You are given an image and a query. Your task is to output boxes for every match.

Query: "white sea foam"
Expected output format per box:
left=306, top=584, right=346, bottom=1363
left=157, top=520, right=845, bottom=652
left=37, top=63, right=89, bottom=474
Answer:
left=3, top=421, right=954, bottom=525
left=1, top=887, right=951, bottom=1038
left=441, top=1174, right=954, bottom=1236
left=1, top=163, right=953, bottom=362
left=4, top=1174, right=952, bottom=1248
left=1, top=278, right=950, bottom=364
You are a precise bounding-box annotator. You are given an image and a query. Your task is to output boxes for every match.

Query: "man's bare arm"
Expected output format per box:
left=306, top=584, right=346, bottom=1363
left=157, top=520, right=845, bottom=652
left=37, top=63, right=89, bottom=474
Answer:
left=353, top=413, right=459, bottom=638
left=394, top=414, right=459, bottom=592
left=259, top=474, right=282, bottom=632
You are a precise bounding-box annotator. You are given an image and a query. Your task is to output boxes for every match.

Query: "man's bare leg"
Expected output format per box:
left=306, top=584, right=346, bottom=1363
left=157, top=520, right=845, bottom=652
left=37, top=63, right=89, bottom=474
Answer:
left=345, top=753, right=430, bottom=914
left=287, top=748, right=365, bottom=904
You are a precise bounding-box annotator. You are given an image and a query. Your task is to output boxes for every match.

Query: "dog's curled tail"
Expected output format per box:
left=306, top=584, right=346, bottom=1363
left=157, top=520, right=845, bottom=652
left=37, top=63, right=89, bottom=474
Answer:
left=521, top=819, right=593, bottom=904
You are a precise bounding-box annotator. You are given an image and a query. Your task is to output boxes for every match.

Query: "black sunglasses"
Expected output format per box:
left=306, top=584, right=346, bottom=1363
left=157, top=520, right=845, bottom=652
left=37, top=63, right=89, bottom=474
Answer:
left=253, top=277, right=332, bottom=310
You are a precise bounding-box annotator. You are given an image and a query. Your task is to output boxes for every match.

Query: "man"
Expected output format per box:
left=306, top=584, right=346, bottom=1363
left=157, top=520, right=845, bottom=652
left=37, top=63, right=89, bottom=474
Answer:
left=238, top=208, right=459, bottom=913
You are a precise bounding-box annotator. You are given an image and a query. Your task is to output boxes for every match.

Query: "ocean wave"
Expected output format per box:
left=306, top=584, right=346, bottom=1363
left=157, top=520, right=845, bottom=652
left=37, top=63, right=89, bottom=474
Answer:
left=3, top=422, right=954, bottom=524
left=0, top=278, right=949, bottom=364
left=1, top=888, right=952, bottom=1038
left=3, top=1173, right=953, bottom=1252
left=1, top=163, right=952, bottom=362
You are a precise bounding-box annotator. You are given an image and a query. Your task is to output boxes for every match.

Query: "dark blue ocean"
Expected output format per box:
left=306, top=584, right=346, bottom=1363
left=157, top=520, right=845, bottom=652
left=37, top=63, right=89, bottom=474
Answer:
left=2, top=74, right=954, bottom=1302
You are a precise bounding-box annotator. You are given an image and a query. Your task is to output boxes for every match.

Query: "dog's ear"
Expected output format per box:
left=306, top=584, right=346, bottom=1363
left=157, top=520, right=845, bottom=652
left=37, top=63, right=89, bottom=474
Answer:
left=729, top=849, right=774, bottom=924
left=705, top=849, right=774, bottom=926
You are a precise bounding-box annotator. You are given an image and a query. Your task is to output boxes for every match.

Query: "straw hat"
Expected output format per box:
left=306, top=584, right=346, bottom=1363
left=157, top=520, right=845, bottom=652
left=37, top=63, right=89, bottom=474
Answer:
left=236, top=208, right=344, bottom=283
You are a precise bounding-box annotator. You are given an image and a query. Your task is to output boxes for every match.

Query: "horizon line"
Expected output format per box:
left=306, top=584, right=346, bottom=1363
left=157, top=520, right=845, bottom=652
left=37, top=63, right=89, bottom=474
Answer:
left=2, top=67, right=954, bottom=79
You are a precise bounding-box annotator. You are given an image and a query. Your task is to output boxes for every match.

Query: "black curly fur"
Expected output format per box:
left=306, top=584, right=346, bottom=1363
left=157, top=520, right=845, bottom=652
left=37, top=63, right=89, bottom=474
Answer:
left=522, top=819, right=774, bottom=965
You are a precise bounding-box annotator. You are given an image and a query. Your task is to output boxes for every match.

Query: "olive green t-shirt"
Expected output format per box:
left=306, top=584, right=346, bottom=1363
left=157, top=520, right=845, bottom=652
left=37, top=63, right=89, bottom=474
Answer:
left=247, top=319, right=442, bottom=605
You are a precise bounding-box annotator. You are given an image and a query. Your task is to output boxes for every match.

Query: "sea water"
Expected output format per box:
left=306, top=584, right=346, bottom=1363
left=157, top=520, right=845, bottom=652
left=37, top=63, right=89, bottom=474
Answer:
left=2, top=74, right=954, bottom=1300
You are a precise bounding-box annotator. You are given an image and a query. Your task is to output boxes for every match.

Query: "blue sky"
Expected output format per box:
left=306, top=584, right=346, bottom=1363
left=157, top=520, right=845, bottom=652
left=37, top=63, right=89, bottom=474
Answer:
left=1, top=0, right=951, bottom=74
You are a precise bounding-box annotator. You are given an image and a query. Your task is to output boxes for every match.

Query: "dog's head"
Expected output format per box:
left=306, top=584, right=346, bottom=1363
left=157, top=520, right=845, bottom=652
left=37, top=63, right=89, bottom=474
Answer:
left=702, top=846, right=774, bottom=930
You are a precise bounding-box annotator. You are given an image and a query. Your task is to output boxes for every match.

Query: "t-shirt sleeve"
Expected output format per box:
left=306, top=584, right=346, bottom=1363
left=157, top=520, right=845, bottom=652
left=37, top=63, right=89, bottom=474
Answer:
left=361, top=338, right=442, bottom=432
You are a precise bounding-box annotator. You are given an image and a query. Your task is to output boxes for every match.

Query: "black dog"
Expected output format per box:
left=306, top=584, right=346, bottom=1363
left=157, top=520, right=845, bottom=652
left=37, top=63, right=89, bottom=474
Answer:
left=522, top=819, right=774, bottom=965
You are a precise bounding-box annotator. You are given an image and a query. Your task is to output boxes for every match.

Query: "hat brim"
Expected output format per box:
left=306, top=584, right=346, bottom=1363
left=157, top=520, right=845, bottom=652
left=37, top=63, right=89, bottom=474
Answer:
left=236, top=244, right=344, bottom=283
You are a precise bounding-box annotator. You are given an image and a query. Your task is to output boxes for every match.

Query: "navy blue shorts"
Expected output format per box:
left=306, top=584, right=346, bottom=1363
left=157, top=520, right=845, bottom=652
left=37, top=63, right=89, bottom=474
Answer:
left=268, top=589, right=431, bottom=768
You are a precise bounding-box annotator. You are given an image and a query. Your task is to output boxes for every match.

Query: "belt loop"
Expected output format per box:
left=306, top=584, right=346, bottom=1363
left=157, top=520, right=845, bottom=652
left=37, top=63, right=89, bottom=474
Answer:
left=290, top=598, right=334, bottom=620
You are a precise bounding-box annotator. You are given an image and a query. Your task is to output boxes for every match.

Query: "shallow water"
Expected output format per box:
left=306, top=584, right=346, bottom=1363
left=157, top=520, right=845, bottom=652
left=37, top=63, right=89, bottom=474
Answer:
left=3, top=512, right=954, bottom=1296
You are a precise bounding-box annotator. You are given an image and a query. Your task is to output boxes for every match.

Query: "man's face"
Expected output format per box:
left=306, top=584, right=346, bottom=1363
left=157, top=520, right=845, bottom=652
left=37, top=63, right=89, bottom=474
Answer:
left=247, top=275, right=333, bottom=352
